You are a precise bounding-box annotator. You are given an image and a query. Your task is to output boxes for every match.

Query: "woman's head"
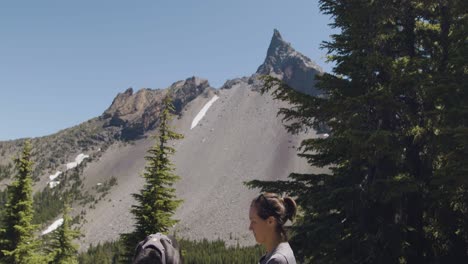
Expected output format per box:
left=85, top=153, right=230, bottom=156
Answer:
left=249, top=193, right=297, bottom=243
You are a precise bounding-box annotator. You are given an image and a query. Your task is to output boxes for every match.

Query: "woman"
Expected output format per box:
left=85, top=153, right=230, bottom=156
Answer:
left=249, top=193, right=297, bottom=264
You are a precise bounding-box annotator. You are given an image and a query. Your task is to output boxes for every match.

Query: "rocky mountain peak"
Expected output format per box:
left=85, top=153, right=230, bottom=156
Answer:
left=170, top=76, right=209, bottom=91
left=123, top=87, right=133, bottom=96
left=256, top=29, right=323, bottom=95
left=101, top=76, right=213, bottom=140
left=169, top=76, right=212, bottom=113
left=262, top=29, right=292, bottom=66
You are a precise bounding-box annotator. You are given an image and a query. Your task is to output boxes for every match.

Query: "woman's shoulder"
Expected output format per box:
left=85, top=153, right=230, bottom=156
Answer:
left=266, top=242, right=296, bottom=264
left=266, top=254, right=289, bottom=264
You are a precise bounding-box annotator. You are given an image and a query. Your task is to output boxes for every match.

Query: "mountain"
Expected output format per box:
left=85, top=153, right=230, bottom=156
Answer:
left=0, top=77, right=214, bottom=188
left=0, top=29, right=326, bottom=250
left=257, top=29, right=323, bottom=95
left=102, top=77, right=213, bottom=140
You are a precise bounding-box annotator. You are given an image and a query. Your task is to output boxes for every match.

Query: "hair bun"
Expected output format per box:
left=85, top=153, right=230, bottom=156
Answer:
left=283, top=197, right=297, bottom=221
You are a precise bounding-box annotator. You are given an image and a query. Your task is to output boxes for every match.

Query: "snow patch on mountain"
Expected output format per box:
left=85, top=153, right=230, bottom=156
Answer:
left=49, top=180, right=60, bottom=188
left=191, top=95, right=219, bottom=129
left=66, top=154, right=89, bottom=170
left=48, top=171, right=62, bottom=188
left=41, top=218, right=64, bottom=235
left=49, top=171, right=62, bottom=181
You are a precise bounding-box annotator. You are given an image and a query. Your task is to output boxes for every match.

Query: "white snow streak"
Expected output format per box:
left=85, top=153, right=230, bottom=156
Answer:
left=191, top=95, right=219, bottom=129
left=49, top=181, right=60, bottom=188
left=41, top=218, right=64, bottom=235
left=66, top=153, right=89, bottom=170
left=317, top=133, right=329, bottom=138
left=49, top=171, right=62, bottom=181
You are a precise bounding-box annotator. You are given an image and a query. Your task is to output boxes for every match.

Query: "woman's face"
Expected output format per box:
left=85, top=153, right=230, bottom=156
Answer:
left=249, top=205, right=274, bottom=244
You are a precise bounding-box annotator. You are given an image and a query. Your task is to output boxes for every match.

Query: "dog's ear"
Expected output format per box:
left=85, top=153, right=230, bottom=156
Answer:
left=132, top=238, right=147, bottom=262
left=162, top=236, right=181, bottom=264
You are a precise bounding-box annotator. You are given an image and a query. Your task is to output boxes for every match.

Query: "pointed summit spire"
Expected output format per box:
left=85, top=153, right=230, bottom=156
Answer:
left=256, top=29, right=323, bottom=95
left=273, top=28, right=283, bottom=41
left=263, top=29, right=292, bottom=63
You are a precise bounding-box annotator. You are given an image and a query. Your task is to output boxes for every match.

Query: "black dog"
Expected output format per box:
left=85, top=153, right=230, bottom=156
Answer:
left=132, top=233, right=182, bottom=264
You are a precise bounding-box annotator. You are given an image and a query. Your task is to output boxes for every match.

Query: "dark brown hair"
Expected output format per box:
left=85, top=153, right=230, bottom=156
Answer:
left=251, top=192, right=297, bottom=239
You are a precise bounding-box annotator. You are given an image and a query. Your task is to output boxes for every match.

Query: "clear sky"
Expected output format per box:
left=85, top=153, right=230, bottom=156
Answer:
left=0, top=0, right=335, bottom=141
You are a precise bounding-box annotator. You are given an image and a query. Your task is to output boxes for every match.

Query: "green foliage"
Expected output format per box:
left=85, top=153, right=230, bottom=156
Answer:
left=33, top=167, right=93, bottom=226
left=78, top=238, right=263, bottom=264
left=95, top=176, right=118, bottom=194
left=78, top=240, right=124, bottom=264
left=93, top=176, right=118, bottom=203
left=0, top=117, right=114, bottom=182
left=0, top=143, right=85, bottom=264
left=47, top=202, right=81, bottom=264
left=246, top=1, right=467, bottom=263
left=179, top=239, right=264, bottom=264
left=0, top=140, right=42, bottom=263
left=31, top=119, right=114, bottom=179
left=120, top=94, right=184, bottom=262
left=33, top=187, right=65, bottom=225
left=0, top=189, right=7, bottom=218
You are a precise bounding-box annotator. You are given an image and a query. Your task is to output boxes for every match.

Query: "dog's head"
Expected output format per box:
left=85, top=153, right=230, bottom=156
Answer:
left=132, top=233, right=181, bottom=264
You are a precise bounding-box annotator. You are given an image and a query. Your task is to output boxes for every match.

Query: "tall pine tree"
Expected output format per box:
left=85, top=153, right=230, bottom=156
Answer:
left=48, top=201, right=80, bottom=264
left=247, top=1, right=467, bottom=263
left=0, top=140, right=43, bottom=263
left=121, top=92, right=184, bottom=262
left=423, top=0, right=468, bottom=262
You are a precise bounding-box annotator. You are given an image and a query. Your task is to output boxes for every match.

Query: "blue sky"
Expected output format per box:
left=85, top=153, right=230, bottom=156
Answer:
left=0, top=0, right=335, bottom=141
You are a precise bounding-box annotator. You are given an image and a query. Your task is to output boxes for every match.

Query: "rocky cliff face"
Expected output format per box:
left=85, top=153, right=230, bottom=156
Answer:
left=170, top=77, right=212, bottom=113
left=257, top=29, right=323, bottom=95
left=102, top=77, right=213, bottom=140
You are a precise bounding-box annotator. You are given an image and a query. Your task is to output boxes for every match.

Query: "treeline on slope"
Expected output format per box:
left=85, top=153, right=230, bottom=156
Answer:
left=33, top=159, right=117, bottom=226
left=0, top=140, right=120, bottom=264
left=179, top=239, right=264, bottom=264
left=246, top=0, right=467, bottom=263
left=78, top=239, right=264, bottom=264
left=32, top=166, right=86, bottom=225
left=0, top=189, right=7, bottom=222
left=0, top=118, right=116, bottom=181
left=0, top=141, right=81, bottom=263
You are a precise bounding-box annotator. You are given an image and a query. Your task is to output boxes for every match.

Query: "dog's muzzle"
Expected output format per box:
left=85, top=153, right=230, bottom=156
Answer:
left=141, top=233, right=171, bottom=264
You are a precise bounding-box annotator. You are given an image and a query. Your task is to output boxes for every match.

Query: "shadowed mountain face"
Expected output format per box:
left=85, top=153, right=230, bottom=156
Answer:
left=0, top=30, right=326, bottom=250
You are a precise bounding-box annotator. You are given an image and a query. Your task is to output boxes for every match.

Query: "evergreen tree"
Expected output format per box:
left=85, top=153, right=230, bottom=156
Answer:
left=121, top=93, right=184, bottom=262
left=0, top=140, right=43, bottom=263
left=423, top=1, right=468, bottom=262
left=246, top=1, right=467, bottom=263
left=48, top=201, right=80, bottom=264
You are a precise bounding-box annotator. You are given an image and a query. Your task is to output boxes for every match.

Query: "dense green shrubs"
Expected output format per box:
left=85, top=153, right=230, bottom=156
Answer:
left=77, top=238, right=264, bottom=264
left=179, top=239, right=264, bottom=264
left=78, top=241, right=125, bottom=264
left=33, top=187, right=64, bottom=225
